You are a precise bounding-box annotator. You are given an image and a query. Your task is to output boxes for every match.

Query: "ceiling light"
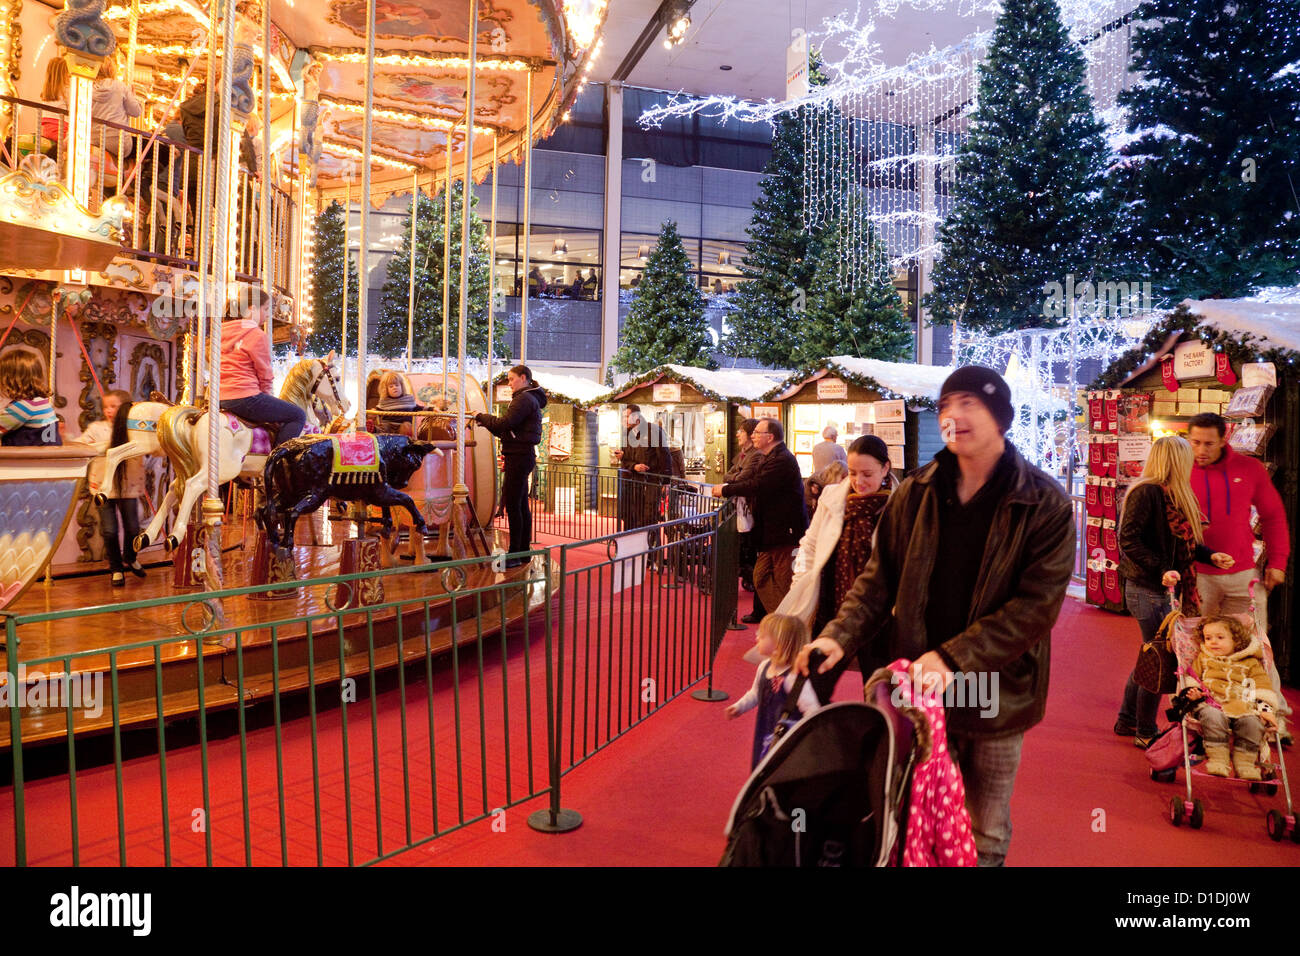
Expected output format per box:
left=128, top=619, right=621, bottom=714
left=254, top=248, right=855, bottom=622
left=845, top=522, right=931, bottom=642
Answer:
left=719, top=65, right=732, bottom=71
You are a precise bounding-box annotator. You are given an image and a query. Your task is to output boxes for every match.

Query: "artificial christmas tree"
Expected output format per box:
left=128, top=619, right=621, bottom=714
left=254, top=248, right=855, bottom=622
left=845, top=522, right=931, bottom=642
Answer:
left=794, top=219, right=912, bottom=366
left=612, top=221, right=713, bottom=375
left=1108, top=0, right=1300, bottom=302
left=305, top=201, right=359, bottom=357
left=372, top=183, right=499, bottom=361
left=925, top=0, right=1112, bottom=334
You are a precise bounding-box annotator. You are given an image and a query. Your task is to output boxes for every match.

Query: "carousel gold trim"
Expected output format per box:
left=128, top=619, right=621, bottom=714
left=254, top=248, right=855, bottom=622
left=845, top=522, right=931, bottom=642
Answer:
left=0, top=158, right=126, bottom=274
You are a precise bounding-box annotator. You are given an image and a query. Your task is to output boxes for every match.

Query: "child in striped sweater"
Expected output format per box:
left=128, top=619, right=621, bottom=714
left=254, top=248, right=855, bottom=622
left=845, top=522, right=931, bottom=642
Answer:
left=0, top=350, right=60, bottom=446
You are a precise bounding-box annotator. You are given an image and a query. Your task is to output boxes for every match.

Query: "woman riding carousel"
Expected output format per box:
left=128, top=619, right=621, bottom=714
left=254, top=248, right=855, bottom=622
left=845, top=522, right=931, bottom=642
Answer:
left=219, top=286, right=306, bottom=447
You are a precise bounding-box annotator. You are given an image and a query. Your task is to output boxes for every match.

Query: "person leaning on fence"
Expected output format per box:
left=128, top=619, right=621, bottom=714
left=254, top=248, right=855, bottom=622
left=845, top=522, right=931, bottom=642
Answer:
left=797, top=365, right=1075, bottom=867
left=611, top=404, right=672, bottom=532
left=712, top=418, right=807, bottom=616
left=474, top=365, right=547, bottom=568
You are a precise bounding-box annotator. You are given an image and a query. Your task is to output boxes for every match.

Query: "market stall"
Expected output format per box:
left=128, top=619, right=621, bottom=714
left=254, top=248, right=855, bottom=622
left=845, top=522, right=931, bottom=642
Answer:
left=766, top=357, right=950, bottom=477
left=598, top=365, right=784, bottom=483
left=1090, top=301, right=1299, bottom=679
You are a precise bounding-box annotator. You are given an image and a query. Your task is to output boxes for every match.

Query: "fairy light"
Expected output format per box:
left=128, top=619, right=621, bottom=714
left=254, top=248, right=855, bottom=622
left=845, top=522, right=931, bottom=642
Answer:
left=319, top=95, right=497, bottom=137
left=104, top=0, right=206, bottom=25
left=323, top=140, right=418, bottom=171
left=313, top=49, right=537, bottom=72
left=562, top=0, right=608, bottom=51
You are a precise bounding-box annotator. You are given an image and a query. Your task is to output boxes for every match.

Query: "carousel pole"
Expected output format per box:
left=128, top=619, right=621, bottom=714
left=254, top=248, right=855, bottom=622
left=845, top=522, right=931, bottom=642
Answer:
left=356, top=0, right=376, bottom=421
left=451, top=0, right=479, bottom=559
left=406, top=169, right=418, bottom=372
left=202, top=0, right=244, bottom=595
left=195, top=12, right=218, bottom=399
left=340, top=174, right=351, bottom=401
left=520, top=71, right=533, bottom=365
left=260, top=0, right=272, bottom=304
left=441, top=143, right=452, bottom=400
left=487, top=134, right=497, bottom=397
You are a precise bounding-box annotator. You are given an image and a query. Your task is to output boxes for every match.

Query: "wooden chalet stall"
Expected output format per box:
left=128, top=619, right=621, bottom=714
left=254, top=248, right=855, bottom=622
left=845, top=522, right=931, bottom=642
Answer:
left=490, top=369, right=608, bottom=476
left=1089, top=301, right=1300, bottom=682
left=767, top=357, right=950, bottom=477
left=599, top=365, right=783, bottom=484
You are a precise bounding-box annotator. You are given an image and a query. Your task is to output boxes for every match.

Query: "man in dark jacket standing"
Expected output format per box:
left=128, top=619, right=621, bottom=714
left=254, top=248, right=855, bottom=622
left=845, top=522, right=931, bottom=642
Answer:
left=712, top=419, right=807, bottom=615
left=474, top=365, right=546, bottom=567
left=612, top=404, right=672, bottom=530
left=798, top=366, right=1075, bottom=866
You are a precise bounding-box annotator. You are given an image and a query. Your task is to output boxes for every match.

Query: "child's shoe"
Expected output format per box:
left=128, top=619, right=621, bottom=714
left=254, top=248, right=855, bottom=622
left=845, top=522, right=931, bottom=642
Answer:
left=111, top=572, right=125, bottom=588
left=1203, top=742, right=1231, bottom=776
left=129, top=561, right=146, bottom=579
left=1233, top=748, right=1262, bottom=781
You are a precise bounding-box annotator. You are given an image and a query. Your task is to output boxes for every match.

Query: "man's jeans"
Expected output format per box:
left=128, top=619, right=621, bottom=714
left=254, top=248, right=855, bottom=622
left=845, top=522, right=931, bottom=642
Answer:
left=947, top=731, right=1024, bottom=867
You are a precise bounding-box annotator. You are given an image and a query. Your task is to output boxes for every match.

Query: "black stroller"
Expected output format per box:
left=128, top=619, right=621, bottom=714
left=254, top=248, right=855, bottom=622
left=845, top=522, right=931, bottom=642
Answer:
left=720, top=666, right=929, bottom=867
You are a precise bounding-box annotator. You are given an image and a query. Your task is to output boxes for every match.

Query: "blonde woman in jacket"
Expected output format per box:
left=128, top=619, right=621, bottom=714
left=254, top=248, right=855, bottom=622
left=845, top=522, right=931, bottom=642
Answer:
left=777, top=435, right=894, bottom=701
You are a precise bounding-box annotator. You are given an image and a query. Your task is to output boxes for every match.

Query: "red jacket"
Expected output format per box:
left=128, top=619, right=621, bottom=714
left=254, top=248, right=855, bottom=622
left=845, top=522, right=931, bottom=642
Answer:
left=1192, top=444, right=1290, bottom=575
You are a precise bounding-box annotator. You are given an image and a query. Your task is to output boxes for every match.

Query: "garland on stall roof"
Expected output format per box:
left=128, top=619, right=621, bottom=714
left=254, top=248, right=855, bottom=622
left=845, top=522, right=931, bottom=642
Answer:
left=489, top=373, right=594, bottom=410
left=601, top=366, right=753, bottom=407
left=762, top=359, right=940, bottom=410
left=1091, top=304, right=1300, bottom=390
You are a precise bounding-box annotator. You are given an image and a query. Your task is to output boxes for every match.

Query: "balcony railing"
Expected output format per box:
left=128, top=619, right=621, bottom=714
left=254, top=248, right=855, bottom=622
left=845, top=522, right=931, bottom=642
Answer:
left=1, top=95, right=294, bottom=294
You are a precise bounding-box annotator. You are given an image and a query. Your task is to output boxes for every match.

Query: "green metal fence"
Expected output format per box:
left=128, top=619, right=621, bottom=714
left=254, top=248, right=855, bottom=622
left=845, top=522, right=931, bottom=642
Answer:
left=1, top=503, right=735, bottom=866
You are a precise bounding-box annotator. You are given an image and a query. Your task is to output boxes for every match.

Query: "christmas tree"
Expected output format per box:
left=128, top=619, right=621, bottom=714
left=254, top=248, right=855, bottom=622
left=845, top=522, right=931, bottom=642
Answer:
left=726, top=59, right=841, bottom=367
left=794, top=218, right=913, bottom=366
left=612, top=221, right=713, bottom=374
left=1108, top=0, right=1300, bottom=301
left=372, top=182, right=500, bottom=361
left=305, top=200, right=359, bottom=356
left=925, top=0, right=1112, bottom=334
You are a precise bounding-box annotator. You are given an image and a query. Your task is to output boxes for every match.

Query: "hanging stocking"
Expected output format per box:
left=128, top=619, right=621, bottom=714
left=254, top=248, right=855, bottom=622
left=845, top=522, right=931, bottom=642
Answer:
left=1086, top=516, right=1101, bottom=552
left=1087, top=562, right=1104, bottom=606
left=1085, top=476, right=1101, bottom=517
left=1160, top=355, right=1180, bottom=393
left=1104, top=437, right=1119, bottom=477
left=1089, top=438, right=1105, bottom=477
left=1104, top=561, right=1123, bottom=605
left=1088, top=391, right=1104, bottom=431
left=1215, top=353, right=1237, bottom=386
left=1103, top=519, right=1119, bottom=557
left=1104, top=390, right=1119, bottom=432
left=1101, top=479, right=1117, bottom=520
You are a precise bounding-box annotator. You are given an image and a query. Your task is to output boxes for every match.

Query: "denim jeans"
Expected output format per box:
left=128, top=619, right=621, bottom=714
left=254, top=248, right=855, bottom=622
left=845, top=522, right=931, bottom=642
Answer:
left=219, top=393, right=306, bottom=447
left=99, top=498, right=140, bottom=573
left=947, top=731, right=1024, bottom=866
left=1117, top=580, right=1170, bottom=737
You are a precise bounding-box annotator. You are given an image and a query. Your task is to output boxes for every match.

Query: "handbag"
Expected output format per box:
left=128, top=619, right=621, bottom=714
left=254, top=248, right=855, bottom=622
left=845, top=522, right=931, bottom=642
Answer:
left=736, top=496, right=754, bottom=533
left=1134, top=609, right=1180, bottom=695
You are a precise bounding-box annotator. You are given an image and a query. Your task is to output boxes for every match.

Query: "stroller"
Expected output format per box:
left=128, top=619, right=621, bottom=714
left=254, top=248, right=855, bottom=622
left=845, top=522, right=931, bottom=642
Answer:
left=1149, top=582, right=1297, bottom=842
left=720, top=659, right=969, bottom=866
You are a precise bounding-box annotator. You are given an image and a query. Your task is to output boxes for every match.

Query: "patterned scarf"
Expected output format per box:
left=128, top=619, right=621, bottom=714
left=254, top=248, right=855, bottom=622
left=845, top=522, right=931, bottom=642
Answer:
left=1164, top=487, right=1201, bottom=614
left=831, top=491, right=891, bottom=611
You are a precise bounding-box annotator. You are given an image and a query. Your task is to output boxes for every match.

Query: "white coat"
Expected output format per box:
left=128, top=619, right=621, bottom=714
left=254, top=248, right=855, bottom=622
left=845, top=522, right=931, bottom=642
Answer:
left=776, top=477, right=853, bottom=625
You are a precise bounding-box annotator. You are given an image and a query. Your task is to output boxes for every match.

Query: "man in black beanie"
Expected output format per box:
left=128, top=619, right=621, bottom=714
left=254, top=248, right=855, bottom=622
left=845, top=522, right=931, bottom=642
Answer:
left=798, top=365, right=1074, bottom=866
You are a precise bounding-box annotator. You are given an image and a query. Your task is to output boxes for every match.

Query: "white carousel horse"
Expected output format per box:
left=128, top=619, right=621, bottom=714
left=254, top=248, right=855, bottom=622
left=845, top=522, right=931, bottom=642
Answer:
left=95, top=353, right=346, bottom=552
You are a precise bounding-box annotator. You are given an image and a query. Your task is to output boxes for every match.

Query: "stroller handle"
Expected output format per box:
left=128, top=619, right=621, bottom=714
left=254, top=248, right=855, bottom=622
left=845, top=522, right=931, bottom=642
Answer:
left=1167, top=576, right=1260, bottom=615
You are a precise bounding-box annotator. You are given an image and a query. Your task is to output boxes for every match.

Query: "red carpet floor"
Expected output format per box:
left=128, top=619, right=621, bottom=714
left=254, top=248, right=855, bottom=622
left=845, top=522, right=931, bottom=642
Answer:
left=5, top=544, right=1298, bottom=866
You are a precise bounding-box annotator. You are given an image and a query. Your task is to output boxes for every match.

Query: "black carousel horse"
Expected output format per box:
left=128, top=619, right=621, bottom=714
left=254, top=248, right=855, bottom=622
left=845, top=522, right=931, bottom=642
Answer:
left=258, top=434, right=437, bottom=551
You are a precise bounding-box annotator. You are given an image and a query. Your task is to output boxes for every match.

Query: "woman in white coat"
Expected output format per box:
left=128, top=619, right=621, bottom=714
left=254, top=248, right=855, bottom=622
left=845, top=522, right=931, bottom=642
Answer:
left=776, top=435, right=894, bottom=701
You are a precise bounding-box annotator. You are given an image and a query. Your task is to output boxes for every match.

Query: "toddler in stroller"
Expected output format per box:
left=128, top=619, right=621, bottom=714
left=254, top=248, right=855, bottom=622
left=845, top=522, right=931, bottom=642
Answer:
left=1185, top=615, right=1279, bottom=781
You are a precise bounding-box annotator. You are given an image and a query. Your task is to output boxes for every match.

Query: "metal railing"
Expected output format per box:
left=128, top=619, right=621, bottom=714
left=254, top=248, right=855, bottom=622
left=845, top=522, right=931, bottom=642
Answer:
left=2, top=503, right=736, bottom=866
left=1070, top=493, right=1088, bottom=584
left=1, top=95, right=293, bottom=293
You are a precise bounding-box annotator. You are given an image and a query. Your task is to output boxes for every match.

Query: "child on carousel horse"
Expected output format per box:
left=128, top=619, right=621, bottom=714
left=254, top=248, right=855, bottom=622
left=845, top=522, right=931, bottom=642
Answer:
left=219, top=285, right=306, bottom=447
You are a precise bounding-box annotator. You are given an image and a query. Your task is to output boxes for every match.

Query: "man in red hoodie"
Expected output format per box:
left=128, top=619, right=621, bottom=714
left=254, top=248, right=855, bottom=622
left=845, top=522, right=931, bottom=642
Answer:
left=1188, top=413, right=1290, bottom=614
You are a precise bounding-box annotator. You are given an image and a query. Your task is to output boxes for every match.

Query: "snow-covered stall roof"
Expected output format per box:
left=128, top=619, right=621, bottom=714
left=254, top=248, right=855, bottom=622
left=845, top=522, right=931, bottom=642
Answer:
left=491, top=370, right=609, bottom=408
left=771, top=356, right=952, bottom=406
left=602, top=365, right=785, bottom=405
left=1182, top=299, right=1300, bottom=356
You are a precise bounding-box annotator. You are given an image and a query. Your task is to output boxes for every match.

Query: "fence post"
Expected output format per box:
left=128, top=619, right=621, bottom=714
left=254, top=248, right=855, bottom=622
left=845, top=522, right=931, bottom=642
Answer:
left=529, top=545, right=582, bottom=833
left=6, top=618, right=25, bottom=865
left=693, top=506, right=732, bottom=703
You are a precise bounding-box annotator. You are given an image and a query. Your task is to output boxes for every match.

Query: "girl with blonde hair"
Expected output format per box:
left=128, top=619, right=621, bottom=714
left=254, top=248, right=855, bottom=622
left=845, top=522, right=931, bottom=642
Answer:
left=727, top=613, right=820, bottom=768
left=1115, top=435, right=1234, bottom=747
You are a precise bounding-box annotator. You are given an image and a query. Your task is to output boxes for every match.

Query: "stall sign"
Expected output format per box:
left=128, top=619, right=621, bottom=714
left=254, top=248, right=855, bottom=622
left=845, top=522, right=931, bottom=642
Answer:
left=494, top=384, right=513, bottom=402
left=652, top=383, right=682, bottom=403
left=817, top=377, right=849, bottom=400
left=1242, top=362, right=1277, bottom=388
left=751, top=403, right=781, bottom=421
left=548, top=422, right=573, bottom=460
left=887, top=445, right=905, bottom=470
left=875, top=422, right=906, bottom=445
left=874, top=399, right=905, bottom=422
left=1118, top=436, right=1151, bottom=462
left=1173, top=340, right=1213, bottom=380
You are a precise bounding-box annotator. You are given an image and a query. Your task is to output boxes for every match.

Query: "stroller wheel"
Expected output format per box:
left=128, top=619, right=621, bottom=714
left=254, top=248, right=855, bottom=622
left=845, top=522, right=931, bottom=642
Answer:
left=1169, top=796, right=1184, bottom=827
left=1266, top=810, right=1286, bottom=842
left=1151, top=768, right=1177, bottom=784
left=1189, top=799, right=1204, bottom=830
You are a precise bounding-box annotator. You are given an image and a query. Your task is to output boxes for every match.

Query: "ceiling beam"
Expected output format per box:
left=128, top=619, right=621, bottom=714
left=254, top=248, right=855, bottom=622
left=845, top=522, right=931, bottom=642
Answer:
left=611, top=0, right=696, bottom=83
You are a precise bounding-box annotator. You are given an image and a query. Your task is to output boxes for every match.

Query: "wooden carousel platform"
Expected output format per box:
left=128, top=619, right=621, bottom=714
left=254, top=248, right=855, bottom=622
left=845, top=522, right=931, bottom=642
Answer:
left=0, top=514, right=552, bottom=750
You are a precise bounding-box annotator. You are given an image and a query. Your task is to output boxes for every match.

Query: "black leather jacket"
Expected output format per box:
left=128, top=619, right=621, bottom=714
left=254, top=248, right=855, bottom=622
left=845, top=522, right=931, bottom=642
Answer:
left=819, top=444, right=1076, bottom=737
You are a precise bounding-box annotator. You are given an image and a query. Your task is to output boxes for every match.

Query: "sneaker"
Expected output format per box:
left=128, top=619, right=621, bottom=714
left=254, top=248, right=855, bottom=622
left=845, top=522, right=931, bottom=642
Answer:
left=111, top=572, right=125, bottom=588
left=129, top=561, right=146, bottom=578
left=1113, top=719, right=1137, bottom=737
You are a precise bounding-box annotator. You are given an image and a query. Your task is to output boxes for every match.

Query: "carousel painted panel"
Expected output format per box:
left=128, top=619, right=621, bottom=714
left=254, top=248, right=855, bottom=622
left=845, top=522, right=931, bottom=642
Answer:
left=0, top=446, right=99, bottom=610
left=407, top=372, right=496, bottom=530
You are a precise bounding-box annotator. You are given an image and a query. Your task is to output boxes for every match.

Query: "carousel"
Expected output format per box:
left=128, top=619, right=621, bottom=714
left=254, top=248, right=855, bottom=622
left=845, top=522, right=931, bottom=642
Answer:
left=0, top=0, right=606, bottom=747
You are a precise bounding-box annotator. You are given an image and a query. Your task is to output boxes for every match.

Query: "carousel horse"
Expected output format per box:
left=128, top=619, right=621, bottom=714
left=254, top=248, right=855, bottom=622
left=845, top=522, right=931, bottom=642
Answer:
left=94, top=353, right=346, bottom=552
left=259, top=434, right=436, bottom=551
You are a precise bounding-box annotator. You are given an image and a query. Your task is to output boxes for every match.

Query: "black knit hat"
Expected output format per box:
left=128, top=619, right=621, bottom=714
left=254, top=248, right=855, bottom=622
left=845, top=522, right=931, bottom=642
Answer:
left=940, top=365, right=1014, bottom=433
